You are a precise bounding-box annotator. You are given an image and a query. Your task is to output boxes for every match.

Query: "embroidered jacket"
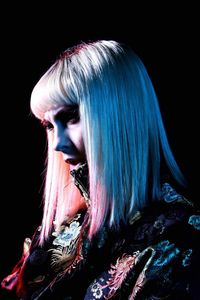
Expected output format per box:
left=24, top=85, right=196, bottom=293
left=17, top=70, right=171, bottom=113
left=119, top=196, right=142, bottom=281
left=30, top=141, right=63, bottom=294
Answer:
left=1, top=165, right=200, bottom=299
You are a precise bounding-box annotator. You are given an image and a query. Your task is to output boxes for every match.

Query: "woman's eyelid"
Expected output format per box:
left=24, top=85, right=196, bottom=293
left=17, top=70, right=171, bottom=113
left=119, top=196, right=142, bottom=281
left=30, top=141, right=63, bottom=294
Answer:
left=41, top=107, right=79, bottom=130
left=58, top=109, right=80, bottom=124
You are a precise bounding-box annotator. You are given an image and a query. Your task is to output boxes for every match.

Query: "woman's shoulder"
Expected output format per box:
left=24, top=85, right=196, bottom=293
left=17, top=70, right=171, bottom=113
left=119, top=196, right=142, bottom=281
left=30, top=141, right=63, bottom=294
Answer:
left=158, top=182, right=199, bottom=230
left=126, top=182, right=200, bottom=250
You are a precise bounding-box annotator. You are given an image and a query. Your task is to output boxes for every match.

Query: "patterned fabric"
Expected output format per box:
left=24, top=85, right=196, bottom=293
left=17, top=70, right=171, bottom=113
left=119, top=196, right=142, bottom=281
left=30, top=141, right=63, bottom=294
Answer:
left=1, top=170, right=200, bottom=299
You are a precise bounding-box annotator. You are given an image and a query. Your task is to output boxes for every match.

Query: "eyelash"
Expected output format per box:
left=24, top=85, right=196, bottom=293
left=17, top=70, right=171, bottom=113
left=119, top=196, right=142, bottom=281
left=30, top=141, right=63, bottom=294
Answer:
left=41, top=109, right=80, bottom=131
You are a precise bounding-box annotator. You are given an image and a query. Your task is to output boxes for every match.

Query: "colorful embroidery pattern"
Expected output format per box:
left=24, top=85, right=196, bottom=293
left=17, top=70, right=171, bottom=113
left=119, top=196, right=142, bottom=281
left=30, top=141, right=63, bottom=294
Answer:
left=188, top=214, right=200, bottom=230
left=105, top=252, right=140, bottom=299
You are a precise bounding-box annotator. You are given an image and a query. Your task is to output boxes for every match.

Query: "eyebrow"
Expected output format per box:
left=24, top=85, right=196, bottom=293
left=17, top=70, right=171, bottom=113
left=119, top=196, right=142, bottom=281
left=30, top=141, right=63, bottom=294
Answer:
left=43, top=104, right=79, bottom=121
left=53, top=105, right=79, bottom=120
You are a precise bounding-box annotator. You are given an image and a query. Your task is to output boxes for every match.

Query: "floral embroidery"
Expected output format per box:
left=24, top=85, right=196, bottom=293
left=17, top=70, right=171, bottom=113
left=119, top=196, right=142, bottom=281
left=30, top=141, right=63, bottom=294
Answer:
left=129, top=270, right=146, bottom=300
left=150, top=240, right=180, bottom=268
left=91, top=280, right=104, bottom=299
left=182, top=249, right=193, bottom=267
left=49, top=214, right=84, bottom=273
left=65, top=250, right=83, bottom=274
left=129, top=241, right=180, bottom=299
left=104, top=252, right=140, bottom=299
left=153, top=219, right=165, bottom=234
left=52, top=217, right=82, bottom=249
left=188, top=215, right=200, bottom=230
left=162, top=183, right=183, bottom=203
left=129, top=211, right=142, bottom=225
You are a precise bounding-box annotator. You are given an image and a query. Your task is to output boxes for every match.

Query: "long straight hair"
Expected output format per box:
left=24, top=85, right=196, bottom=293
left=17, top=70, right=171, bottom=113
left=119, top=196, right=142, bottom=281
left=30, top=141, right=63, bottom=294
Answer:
left=30, top=40, right=185, bottom=243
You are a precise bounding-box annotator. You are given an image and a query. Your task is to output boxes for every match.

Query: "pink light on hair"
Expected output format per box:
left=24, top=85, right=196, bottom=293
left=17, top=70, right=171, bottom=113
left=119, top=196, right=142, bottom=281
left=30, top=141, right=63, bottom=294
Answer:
left=88, top=171, right=108, bottom=239
left=59, top=43, right=88, bottom=60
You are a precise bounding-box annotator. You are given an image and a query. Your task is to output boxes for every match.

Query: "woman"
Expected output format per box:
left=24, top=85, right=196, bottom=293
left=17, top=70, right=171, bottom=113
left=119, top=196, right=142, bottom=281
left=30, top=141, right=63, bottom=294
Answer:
left=2, top=40, right=200, bottom=299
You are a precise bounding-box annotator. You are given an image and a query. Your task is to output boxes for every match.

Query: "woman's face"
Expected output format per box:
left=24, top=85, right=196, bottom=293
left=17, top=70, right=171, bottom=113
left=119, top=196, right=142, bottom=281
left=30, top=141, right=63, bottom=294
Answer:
left=43, top=105, right=86, bottom=170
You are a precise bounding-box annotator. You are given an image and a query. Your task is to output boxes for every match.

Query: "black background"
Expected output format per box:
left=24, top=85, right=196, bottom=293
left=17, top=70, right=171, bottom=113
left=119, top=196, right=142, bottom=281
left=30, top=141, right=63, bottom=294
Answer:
left=1, top=2, right=199, bottom=294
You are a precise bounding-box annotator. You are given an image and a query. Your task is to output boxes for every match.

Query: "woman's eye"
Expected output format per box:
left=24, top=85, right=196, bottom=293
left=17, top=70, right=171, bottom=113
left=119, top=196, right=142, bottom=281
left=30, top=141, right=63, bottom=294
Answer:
left=41, top=120, right=54, bottom=131
left=41, top=107, right=79, bottom=130
left=60, top=109, right=80, bottom=125
left=68, top=110, right=80, bottom=124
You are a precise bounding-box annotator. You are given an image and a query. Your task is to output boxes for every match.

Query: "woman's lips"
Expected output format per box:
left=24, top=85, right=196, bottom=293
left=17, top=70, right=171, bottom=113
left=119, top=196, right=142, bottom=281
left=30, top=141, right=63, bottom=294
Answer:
left=65, top=158, right=79, bottom=165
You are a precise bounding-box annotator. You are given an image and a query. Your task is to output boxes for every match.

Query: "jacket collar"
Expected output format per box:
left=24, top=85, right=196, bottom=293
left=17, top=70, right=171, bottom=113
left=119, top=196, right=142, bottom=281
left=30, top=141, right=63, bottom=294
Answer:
left=70, top=163, right=90, bottom=206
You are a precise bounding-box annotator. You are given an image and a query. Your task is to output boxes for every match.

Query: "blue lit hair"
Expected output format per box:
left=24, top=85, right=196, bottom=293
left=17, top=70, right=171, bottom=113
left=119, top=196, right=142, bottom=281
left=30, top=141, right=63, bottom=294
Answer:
left=31, top=40, right=185, bottom=242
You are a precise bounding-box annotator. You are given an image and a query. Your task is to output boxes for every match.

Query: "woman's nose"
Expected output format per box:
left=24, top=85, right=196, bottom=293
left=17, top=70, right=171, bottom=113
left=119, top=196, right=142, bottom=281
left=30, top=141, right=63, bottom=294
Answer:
left=53, top=127, right=70, bottom=152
